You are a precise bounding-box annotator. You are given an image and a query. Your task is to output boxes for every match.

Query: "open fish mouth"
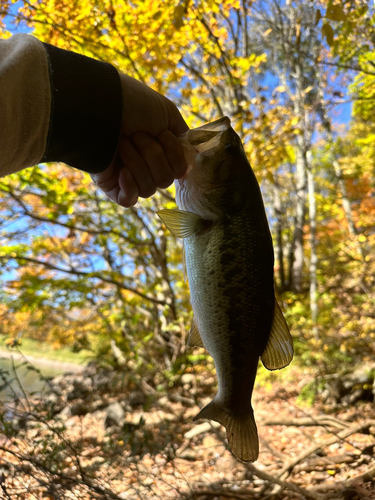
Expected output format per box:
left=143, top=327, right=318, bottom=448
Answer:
left=177, top=117, right=232, bottom=183
left=186, top=116, right=231, bottom=153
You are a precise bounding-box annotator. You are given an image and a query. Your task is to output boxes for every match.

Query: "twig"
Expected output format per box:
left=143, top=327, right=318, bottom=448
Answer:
left=189, top=488, right=258, bottom=499
left=247, top=463, right=320, bottom=500
left=293, top=453, right=355, bottom=473
left=262, top=415, right=350, bottom=430
left=277, top=419, right=375, bottom=479
left=259, top=436, right=287, bottom=461
left=0, top=255, right=168, bottom=306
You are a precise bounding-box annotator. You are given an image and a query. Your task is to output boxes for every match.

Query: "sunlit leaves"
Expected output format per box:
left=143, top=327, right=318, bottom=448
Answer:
left=0, top=161, right=190, bottom=371
left=1, top=0, right=375, bottom=374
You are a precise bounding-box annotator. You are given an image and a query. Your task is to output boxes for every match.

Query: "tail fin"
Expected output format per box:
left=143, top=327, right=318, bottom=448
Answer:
left=193, top=400, right=259, bottom=462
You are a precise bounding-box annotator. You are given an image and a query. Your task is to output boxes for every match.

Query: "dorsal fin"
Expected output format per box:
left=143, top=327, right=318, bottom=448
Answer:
left=261, top=301, right=294, bottom=370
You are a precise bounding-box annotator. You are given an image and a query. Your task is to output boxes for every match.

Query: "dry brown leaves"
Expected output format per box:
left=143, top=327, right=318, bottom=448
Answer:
left=0, top=365, right=374, bottom=500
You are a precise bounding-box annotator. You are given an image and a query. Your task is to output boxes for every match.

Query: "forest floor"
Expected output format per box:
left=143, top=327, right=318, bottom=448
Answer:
left=0, top=360, right=374, bottom=500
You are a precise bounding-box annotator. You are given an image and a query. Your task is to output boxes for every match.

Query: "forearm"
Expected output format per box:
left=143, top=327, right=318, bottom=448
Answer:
left=0, top=34, right=50, bottom=177
left=0, top=34, right=122, bottom=177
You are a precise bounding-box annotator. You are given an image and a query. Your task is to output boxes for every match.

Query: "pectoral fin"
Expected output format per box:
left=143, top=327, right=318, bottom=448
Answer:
left=261, top=301, right=294, bottom=370
left=157, top=209, right=207, bottom=238
left=187, top=317, right=205, bottom=348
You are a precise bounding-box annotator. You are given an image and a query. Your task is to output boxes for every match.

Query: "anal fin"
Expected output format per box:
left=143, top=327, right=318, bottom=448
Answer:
left=261, top=300, right=294, bottom=370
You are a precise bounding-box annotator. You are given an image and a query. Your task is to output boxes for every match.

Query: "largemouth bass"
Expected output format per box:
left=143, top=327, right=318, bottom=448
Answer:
left=158, top=117, right=293, bottom=462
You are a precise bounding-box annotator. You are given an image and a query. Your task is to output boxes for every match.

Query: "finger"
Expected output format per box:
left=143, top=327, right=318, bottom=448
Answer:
left=91, top=155, right=139, bottom=208
left=157, top=130, right=188, bottom=179
left=132, top=131, right=175, bottom=189
left=118, top=166, right=139, bottom=207
left=166, top=100, right=189, bottom=136
left=90, top=160, right=117, bottom=192
left=118, top=137, right=157, bottom=198
left=91, top=158, right=123, bottom=206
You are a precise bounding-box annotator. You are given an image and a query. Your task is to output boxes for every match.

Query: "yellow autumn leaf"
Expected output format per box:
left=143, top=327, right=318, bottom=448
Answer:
left=290, top=117, right=300, bottom=126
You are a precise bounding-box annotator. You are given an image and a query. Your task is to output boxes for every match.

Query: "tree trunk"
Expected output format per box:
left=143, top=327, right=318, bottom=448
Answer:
left=307, top=152, right=318, bottom=337
left=315, top=67, right=364, bottom=258
left=273, top=179, right=287, bottom=293
left=289, top=142, right=307, bottom=293
left=288, top=57, right=309, bottom=293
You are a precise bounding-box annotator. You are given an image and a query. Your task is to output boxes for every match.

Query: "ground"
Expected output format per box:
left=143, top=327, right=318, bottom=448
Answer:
left=0, top=361, right=374, bottom=500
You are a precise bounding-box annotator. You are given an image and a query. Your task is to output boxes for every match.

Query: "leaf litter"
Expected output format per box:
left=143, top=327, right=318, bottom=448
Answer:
left=0, top=361, right=374, bottom=500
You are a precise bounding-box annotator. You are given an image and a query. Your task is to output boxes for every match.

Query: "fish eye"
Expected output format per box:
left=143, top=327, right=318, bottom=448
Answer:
left=225, top=144, right=241, bottom=157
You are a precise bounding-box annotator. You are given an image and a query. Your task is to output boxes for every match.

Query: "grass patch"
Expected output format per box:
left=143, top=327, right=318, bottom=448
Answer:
left=0, top=335, right=90, bottom=365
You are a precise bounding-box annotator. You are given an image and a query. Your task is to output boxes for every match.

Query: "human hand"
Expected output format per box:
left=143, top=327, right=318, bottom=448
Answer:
left=91, top=74, right=188, bottom=207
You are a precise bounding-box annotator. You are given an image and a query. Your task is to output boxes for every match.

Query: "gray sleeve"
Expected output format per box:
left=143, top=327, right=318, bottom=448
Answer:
left=0, top=34, right=51, bottom=177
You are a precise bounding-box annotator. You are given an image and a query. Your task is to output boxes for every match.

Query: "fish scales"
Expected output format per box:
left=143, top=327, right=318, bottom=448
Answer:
left=186, top=211, right=274, bottom=413
left=158, top=116, right=293, bottom=462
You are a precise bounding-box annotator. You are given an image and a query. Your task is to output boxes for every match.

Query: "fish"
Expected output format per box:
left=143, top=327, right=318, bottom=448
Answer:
left=157, top=116, right=293, bottom=462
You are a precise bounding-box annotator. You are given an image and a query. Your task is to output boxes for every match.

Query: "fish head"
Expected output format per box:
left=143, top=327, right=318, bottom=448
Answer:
left=176, top=117, right=254, bottom=219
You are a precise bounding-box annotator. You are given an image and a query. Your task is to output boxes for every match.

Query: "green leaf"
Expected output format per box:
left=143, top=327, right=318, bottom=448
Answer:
left=315, top=8, right=322, bottom=26
left=325, top=5, right=346, bottom=22
left=322, top=22, right=334, bottom=47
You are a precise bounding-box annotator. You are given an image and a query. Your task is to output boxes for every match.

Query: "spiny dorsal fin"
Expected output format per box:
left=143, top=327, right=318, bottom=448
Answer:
left=187, top=317, right=205, bottom=348
left=261, top=301, right=294, bottom=371
left=157, top=209, right=206, bottom=238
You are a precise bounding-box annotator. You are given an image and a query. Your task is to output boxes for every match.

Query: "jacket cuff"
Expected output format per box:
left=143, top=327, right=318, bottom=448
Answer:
left=41, top=43, right=122, bottom=174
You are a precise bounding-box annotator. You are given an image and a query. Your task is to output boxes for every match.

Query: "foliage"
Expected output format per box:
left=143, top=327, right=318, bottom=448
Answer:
left=0, top=0, right=375, bottom=376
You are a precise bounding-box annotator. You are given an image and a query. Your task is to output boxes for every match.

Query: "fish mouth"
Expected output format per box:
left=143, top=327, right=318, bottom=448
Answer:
left=177, top=117, right=232, bottom=184
left=187, top=116, right=231, bottom=153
